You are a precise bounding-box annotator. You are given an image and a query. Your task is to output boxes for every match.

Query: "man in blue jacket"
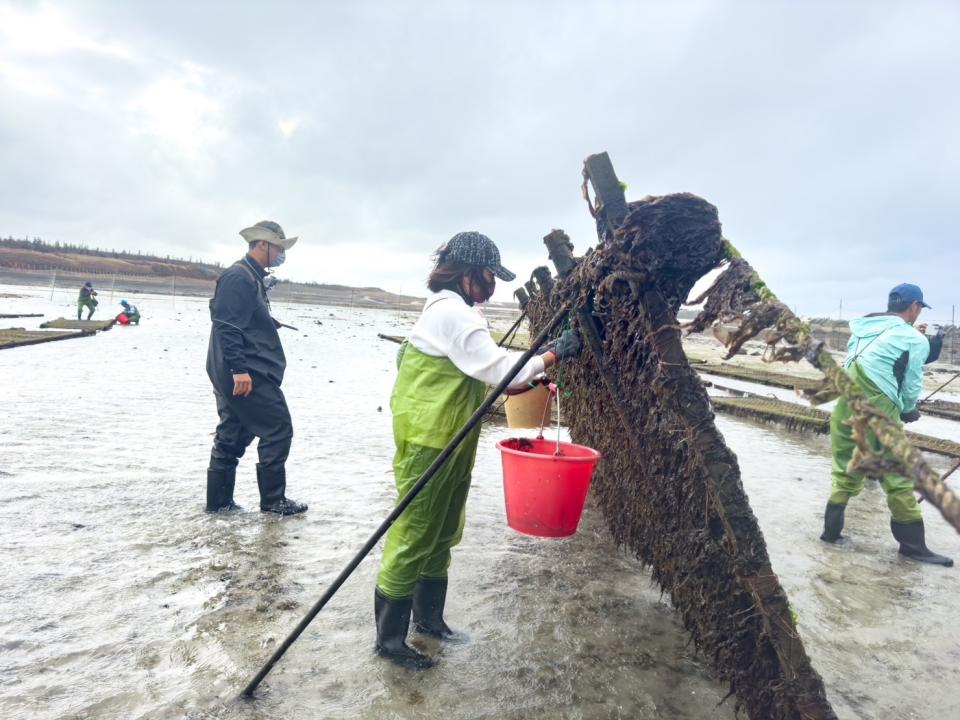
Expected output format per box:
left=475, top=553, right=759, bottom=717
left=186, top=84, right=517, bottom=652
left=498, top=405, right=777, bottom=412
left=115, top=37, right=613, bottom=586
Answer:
left=820, top=283, right=951, bottom=566
left=205, top=220, right=307, bottom=516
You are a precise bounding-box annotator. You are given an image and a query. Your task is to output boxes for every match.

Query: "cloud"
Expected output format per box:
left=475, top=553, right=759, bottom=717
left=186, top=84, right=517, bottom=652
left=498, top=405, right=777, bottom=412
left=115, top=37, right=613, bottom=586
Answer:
left=125, top=63, right=226, bottom=159
left=0, top=4, right=132, bottom=59
left=277, top=116, right=302, bottom=138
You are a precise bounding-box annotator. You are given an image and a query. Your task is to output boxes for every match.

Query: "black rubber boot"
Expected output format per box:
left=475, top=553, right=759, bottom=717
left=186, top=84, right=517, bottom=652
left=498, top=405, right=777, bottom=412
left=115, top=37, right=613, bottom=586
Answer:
left=374, top=589, right=435, bottom=670
left=891, top=520, right=953, bottom=567
left=412, top=577, right=468, bottom=643
left=206, top=468, right=242, bottom=512
left=820, top=502, right=846, bottom=543
left=256, top=464, right=307, bottom=515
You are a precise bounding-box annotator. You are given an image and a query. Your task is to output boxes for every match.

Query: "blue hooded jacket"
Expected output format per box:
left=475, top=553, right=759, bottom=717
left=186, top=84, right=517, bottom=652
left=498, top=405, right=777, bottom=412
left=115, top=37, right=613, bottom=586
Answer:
left=844, top=315, right=929, bottom=412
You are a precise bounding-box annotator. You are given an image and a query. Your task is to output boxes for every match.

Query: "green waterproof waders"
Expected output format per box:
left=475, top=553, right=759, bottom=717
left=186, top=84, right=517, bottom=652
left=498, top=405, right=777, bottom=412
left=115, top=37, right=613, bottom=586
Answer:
left=828, top=362, right=921, bottom=523
left=376, top=343, right=486, bottom=600
left=77, top=297, right=98, bottom=320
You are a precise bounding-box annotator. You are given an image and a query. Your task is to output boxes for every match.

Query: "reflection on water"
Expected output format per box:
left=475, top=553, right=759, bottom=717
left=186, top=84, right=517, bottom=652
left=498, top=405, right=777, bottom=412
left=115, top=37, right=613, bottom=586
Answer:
left=1, top=285, right=957, bottom=719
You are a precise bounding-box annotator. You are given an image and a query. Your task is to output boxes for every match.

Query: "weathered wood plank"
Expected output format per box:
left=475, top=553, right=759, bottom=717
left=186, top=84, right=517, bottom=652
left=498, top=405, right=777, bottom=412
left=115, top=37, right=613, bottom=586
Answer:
left=39, top=318, right=116, bottom=331
left=712, top=396, right=960, bottom=457
left=0, top=329, right=93, bottom=350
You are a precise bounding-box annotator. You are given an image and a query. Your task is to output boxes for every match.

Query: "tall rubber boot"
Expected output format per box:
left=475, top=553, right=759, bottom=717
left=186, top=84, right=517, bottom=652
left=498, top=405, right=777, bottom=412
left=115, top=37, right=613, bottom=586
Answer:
left=820, top=502, right=846, bottom=543
left=256, top=464, right=307, bottom=515
left=412, top=577, right=468, bottom=643
left=890, top=520, right=953, bottom=567
left=206, top=467, right=242, bottom=512
left=374, top=589, right=435, bottom=670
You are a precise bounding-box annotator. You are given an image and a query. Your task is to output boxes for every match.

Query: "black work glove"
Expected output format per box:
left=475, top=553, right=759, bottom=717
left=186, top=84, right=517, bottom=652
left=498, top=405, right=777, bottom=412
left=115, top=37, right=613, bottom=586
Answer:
left=926, top=329, right=944, bottom=364
left=544, top=329, right=582, bottom=361
left=900, top=408, right=921, bottom=423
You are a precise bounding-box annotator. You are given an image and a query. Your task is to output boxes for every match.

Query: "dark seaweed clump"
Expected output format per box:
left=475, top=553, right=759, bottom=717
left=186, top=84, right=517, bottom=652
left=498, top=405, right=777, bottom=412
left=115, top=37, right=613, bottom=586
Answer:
left=526, top=193, right=836, bottom=720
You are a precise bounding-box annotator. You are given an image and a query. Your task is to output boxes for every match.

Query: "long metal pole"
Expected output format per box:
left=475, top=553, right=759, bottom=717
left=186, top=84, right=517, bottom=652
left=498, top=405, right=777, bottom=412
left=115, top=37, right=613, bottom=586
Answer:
left=920, top=370, right=960, bottom=405
left=497, top=308, right=528, bottom=348
left=942, top=458, right=960, bottom=483
left=240, top=302, right=571, bottom=698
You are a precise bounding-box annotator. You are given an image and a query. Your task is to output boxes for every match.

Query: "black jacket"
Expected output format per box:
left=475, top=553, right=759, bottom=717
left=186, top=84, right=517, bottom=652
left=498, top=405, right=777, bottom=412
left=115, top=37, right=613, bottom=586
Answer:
left=206, top=257, right=285, bottom=390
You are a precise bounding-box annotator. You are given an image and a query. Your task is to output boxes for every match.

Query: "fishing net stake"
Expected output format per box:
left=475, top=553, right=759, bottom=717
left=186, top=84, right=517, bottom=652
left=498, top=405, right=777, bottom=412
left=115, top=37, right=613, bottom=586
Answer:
left=239, top=302, right=571, bottom=699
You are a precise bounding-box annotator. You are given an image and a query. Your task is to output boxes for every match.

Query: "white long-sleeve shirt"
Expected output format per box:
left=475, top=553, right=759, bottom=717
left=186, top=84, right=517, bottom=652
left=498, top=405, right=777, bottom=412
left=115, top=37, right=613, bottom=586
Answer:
left=407, top=290, right=545, bottom=389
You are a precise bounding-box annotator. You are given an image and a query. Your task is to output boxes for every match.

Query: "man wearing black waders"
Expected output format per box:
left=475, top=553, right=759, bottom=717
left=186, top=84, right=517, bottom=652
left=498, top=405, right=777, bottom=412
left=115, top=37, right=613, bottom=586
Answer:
left=205, top=220, right=307, bottom=516
left=820, top=283, right=951, bottom=565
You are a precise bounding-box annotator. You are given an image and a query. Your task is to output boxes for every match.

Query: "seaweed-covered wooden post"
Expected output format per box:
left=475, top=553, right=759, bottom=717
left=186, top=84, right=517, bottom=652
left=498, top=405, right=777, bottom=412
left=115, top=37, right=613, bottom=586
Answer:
left=543, top=228, right=634, bottom=434
left=524, top=279, right=537, bottom=300
left=543, top=229, right=576, bottom=275
left=531, top=266, right=554, bottom=301
left=524, top=153, right=839, bottom=719
left=514, top=287, right=530, bottom=310
left=583, top=151, right=629, bottom=242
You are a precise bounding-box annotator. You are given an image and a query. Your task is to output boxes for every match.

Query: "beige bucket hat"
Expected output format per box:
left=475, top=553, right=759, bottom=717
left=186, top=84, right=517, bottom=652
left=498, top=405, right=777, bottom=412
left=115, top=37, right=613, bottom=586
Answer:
left=239, top=220, right=298, bottom=250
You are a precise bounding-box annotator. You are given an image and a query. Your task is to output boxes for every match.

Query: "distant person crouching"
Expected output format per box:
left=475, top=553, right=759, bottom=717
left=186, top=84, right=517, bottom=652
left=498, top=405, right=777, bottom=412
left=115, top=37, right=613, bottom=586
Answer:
left=204, top=220, right=307, bottom=516
left=116, top=300, right=140, bottom=325
left=77, top=281, right=98, bottom=320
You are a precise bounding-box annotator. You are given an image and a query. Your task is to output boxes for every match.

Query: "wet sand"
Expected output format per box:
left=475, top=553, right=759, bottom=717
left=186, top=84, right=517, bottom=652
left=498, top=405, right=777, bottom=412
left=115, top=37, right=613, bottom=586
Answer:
left=1, top=285, right=958, bottom=719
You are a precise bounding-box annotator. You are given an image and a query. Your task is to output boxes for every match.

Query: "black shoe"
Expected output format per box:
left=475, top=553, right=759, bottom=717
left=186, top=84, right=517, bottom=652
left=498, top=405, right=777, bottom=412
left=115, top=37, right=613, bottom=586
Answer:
left=891, top=520, right=953, bottom=567
left=256, top=464, right=307, bottom=515
left=412, top=577, right=469, bottom=643
left=375, top=589, right=435, bottom=670
left=206, top=468, right=242, bottom=512
left=820, top=502, right=846, bottom=543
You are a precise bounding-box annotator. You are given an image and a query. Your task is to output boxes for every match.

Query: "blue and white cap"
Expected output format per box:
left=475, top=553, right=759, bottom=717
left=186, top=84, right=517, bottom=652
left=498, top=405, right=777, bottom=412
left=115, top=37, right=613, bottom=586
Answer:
left=435, top=231, right=516, bottom=281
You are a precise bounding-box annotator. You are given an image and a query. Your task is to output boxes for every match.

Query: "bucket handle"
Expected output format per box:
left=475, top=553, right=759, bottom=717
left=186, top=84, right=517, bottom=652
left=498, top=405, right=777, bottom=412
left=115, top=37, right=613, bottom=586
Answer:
left=536, top=382, right=564, bottom=456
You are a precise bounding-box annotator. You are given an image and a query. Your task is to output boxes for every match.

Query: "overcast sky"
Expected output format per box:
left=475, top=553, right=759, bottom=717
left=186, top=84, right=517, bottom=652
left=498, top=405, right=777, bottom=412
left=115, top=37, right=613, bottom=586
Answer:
left=1, top=0, right=957, bottom=320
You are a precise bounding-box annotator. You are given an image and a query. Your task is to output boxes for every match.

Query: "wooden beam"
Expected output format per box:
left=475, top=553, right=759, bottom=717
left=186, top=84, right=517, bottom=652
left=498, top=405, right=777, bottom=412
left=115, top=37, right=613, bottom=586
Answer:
left=583, top=152, right=629, bottom=232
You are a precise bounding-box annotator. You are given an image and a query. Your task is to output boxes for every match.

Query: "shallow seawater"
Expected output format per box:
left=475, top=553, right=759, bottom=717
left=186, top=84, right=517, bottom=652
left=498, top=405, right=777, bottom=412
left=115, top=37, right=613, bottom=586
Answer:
left=1, top=284, right=958, bottom=720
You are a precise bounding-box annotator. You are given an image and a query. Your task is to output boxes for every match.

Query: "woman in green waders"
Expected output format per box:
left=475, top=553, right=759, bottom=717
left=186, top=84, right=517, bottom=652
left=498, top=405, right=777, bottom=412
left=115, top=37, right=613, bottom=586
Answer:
left=375, top=231, right=581, bottom=670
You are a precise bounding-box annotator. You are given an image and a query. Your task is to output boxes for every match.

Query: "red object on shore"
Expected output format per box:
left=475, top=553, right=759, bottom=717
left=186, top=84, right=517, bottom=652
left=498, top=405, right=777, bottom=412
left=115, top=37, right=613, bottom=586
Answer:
left=497, top=437, right=601, bottom=537
left=115, top=313, right=130, bottom=325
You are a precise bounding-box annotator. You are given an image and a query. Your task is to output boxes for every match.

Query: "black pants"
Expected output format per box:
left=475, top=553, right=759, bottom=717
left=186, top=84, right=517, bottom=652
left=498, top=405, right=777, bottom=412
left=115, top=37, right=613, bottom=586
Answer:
left=209, top=377, right=293, bottom=473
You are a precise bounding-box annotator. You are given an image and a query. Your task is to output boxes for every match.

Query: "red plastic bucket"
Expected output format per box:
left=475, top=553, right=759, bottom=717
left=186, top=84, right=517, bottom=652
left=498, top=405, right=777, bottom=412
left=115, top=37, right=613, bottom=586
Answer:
left=497, top=437, right=601, bottom=537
